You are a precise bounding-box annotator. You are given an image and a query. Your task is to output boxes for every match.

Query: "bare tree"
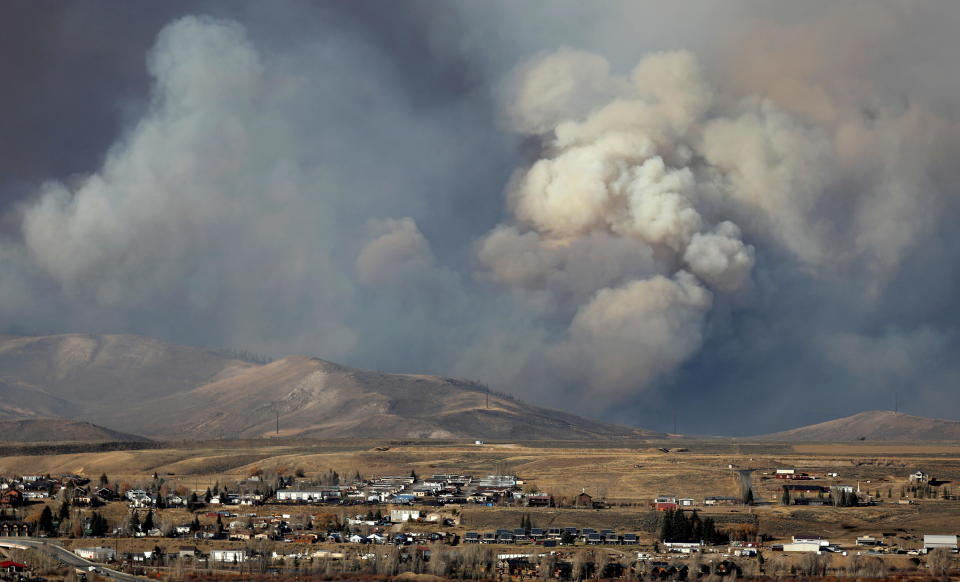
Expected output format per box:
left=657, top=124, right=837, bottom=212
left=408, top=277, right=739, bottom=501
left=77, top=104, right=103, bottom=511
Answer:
left=928, top=547, right=953, bottom=577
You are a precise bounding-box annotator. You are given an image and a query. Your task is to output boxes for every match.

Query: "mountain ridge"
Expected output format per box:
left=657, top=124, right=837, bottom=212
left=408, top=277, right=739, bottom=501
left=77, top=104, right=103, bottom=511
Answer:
left=756, top=410, right=960, bottom=441
left=0, top=333, right=660, bottom=441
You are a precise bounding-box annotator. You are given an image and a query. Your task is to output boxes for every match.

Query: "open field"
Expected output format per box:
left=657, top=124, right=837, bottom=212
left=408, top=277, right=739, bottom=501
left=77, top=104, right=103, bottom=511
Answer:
left=2, top=438, right=959, bottom=542
left=1, top=438, right=958, bottom=580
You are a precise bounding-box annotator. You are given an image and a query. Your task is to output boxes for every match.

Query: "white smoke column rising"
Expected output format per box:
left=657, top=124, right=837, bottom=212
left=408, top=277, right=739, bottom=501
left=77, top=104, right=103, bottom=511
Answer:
left=356, top=218, right=435, bottom=285
left=17, top=16, right=358, bottom=358
left=479, top=50, right=756, bottom=404
left=555, top=272, right=712, bottom=397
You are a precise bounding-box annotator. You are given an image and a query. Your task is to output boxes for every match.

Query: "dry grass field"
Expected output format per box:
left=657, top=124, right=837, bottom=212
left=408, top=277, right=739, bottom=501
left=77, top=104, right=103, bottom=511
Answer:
left=3, top=437, right=959, bottom=548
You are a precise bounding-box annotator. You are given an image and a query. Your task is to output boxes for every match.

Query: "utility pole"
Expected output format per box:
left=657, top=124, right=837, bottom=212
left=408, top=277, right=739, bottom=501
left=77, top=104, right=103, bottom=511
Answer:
left=486, top=387, right=489, bottom=409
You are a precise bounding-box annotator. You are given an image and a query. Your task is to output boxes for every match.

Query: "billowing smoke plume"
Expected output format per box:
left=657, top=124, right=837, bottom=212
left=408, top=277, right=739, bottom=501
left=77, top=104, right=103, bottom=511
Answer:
left=3, top=2, right=960, bottom=433
left=479, top=50, right=753, bottom=399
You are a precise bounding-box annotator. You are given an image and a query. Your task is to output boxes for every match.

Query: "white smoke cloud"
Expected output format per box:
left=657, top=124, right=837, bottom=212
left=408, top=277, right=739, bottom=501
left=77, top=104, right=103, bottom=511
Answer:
left=356, top=218, right=434, bottom=285
left=4, top=3, right=960, bottom=431
left=555, top=272, right=712, bottom=396
left=683, top=222, right=754, bottom=292
left=477, top=50, right=756, bottom=403
left=504, top=48, right=626, bottom=136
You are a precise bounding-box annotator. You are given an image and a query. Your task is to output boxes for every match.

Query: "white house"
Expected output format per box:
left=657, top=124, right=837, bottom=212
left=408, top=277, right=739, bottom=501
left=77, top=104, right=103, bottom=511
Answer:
left=390, top=509, right=421, bottom=522
left=910, top=471, right=931, bottom=483
left=212, top=549, right=247, bottom=563
left=275, top=489, right=325, bottom=502
left=74, top=547, right=116, bottom=561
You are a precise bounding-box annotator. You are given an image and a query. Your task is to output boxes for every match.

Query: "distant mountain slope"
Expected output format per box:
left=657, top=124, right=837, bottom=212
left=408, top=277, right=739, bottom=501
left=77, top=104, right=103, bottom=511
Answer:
left=758, top=410, right=960, bottom=441
left=0, top=334, right=660, bottom=441
left=0, top=419, right=148, bottom=442
left=0, top=334, right=254, bottom=414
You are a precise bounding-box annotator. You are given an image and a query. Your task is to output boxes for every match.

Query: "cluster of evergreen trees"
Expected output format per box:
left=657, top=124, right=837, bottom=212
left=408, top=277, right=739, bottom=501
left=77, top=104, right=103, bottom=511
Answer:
left=658, top=509, right=727, bottom=544
left=36, top=504, right=109, bottom=537
left=832, top=489, right=859, bottom=507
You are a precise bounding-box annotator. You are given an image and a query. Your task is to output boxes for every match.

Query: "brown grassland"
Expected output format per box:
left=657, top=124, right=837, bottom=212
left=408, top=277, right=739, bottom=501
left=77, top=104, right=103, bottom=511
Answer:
left=3, top=438, right=959, bottom=580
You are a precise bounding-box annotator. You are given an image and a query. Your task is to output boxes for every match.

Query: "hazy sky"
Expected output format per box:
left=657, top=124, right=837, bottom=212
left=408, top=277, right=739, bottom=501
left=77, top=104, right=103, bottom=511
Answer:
left=3, top=1, right=960, bottom=435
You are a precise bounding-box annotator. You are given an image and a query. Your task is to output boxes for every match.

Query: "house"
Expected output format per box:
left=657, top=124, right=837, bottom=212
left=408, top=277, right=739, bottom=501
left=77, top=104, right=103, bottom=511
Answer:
left=95, top=487, right=116, bottom=502
left=654, top=496, right=679, bottom=511
left=664, top=541, right=702, bottom=552
left=775, top=469, right=811, bottom=480
left=0, top=561, right=26, bottom=573
left=924, top=535, right=958, bottom=551
left=526, top=493, right=552, bottom=507
left=704, top=496, right=738, bottom=506
left=74, top=547, right=116, bottom=561
left=678, top=498, right=695, bottom=507
left=211, top=549, right=247, bottom=563
left=72, top=487, right=93, bottom=505
left=0, top=489, right=23, bottom=507
left=574, top=492, right=593, bottom=508
left=178, top=546, right=199, bottom=559
left=390, top=509, right=421, bottom=522
left=0, top=522, right=29, bottom=537
left=909, top=471, right=931, bottom=483
left=856, top=536, right=881, bottom=546
left=275, top=488, right=325, bottom=502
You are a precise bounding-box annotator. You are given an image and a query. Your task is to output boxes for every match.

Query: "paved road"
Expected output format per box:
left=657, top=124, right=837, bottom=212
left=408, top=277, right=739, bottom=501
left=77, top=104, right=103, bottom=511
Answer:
left=0, top=537, right=147, bottom=581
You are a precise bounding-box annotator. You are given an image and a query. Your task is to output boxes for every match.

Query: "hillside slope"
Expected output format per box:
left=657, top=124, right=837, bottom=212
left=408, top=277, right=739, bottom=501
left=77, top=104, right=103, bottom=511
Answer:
left=0, top=334, right=659, bottom=441
left=0, top=419, right=148, bottom=442
left=758, top=410, right=960, bottom=441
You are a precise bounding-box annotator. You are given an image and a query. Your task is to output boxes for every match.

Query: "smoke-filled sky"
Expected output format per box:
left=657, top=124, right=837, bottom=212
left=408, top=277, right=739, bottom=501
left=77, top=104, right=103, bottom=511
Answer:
left=3, top=1, right=960, bottom=435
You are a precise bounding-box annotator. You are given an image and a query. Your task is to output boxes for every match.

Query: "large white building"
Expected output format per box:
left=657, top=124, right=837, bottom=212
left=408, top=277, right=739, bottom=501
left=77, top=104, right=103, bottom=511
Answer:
left=74, top=547, right=116, bottom=561
left=924, top=535, right=958, bottom=551
left=212, top=549, right=247, bottom=563
left=275, top=488, right=327, bottom=501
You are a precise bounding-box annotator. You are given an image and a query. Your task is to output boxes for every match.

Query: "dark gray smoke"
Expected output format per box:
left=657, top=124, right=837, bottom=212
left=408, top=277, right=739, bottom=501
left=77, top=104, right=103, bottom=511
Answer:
left=2, top=1, right=960, bottom=435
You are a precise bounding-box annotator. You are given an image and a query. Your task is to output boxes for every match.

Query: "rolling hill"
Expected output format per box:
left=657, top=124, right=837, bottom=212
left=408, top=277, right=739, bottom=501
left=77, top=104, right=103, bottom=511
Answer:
left=757, top=410, right=960, bottom=441
left=0, top=333, right=660, bottom=441
left=0, top=419, right=148, bottom=442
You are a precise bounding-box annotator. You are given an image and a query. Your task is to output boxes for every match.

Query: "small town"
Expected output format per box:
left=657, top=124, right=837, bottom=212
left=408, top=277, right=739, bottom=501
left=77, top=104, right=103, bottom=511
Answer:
left=0, top=462, right=955, bottom=581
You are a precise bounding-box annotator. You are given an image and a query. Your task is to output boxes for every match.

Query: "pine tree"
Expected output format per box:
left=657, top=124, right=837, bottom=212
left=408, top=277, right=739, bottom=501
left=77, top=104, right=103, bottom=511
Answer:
left=191, top=515, right=201, bottom=532
left=38, top=506, right=54, bottom=536
left=129, top=511, right=141, bottom=534
left=659, top=509, right=674, bottom=541
left=58, top=499, right=71, bottom=521
left=99, top=473, right=109, bottom=488
left=89, top=512, right=108, bottom=537
left=689, top=510, right=703, bottom=542
left=672, top=508, right=689, bottom=541
left=143, top=510, right=154, bottom=532
left=781, top=486, right=790, bottom=506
